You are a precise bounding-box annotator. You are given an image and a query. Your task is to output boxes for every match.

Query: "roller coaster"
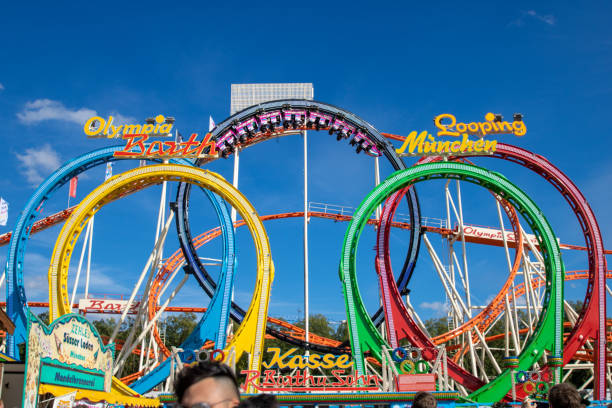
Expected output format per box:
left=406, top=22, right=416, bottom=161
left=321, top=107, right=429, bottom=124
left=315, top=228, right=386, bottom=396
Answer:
left=2, top=99, right=609, bottom=404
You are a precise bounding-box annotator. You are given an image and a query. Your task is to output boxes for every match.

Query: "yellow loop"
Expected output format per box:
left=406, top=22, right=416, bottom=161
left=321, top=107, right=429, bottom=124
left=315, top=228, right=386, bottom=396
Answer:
left=48, top=164, right=274, bottom=394
left=400, top=360, right=415, bottom=374
left=523, top=381, right=536, bottom=394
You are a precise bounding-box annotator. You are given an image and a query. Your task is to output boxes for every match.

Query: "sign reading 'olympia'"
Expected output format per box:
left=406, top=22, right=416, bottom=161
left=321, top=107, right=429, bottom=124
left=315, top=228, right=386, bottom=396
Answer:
left=396, top=113, right=526, bottom=156
left=83, top=114, right=220, bottom=159
left=23, top=314, right=114, bottom=408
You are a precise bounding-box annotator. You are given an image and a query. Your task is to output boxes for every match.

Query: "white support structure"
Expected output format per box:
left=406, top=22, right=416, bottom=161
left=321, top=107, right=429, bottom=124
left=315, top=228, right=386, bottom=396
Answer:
left=303, top=129, right=310, bottom=357
left=71, top=218, right=93, bottom=305
left=230, top=147, right=240, bottom=225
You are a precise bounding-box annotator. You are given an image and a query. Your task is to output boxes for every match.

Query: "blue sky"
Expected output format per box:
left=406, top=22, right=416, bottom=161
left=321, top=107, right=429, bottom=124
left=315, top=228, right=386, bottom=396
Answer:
left=0, top=1, right=610, bottom=330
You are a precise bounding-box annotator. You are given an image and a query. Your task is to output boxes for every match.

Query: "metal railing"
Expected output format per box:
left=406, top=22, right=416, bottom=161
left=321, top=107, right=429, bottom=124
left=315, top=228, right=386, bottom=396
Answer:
left=308, top=201, right=447, bottom=228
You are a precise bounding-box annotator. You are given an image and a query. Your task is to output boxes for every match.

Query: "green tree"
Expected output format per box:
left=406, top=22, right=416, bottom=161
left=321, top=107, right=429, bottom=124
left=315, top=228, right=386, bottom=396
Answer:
left=162, top=312, right=198, bottom=347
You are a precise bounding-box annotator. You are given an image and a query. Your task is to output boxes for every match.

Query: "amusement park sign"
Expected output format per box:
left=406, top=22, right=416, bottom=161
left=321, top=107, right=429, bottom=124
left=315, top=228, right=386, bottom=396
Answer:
left=83, top=115, right=220, bottom=159
left=396, top=113, right=526, bottom=157
left=84, top=115, right=174, bottom=138
left=23, top=314, right=114, bottom=408
left=112, top=133, right=218, bottom=159
left=240, top=347, right=381, bottom=392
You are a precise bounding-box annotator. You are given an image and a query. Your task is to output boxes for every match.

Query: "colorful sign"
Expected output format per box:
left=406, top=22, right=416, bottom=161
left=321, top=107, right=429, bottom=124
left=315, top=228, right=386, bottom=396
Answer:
left=52, top=391, right=76, bottom=408
left=241, top=348, right=380, bottom=392
left=462, top=225, right=540, bottom=246
left=39, top=359, right=106, bottom=390
left=23, top=314, right=114, bottom=408
left=112, top=133, right=218, bottom=159
left=78, top=298, right=141, bottom=314
left=396, top=113, right=526, bottom=156
left=84, top=115, right=174, bottom=138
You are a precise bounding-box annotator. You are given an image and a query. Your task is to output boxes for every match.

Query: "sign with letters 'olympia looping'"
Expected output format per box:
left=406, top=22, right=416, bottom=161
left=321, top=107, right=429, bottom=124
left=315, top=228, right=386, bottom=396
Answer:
left=23, top=313, right=114, bottom=408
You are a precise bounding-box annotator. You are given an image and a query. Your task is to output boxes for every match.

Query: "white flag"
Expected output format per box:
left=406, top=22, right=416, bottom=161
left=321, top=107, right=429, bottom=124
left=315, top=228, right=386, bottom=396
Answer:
left=104, top=162, right=113, bottom=181
left=52, top=391, right=76, bottom=408
left=0, top=197, right=8, bottom=226
left=209, top=116, right=215, bottom=132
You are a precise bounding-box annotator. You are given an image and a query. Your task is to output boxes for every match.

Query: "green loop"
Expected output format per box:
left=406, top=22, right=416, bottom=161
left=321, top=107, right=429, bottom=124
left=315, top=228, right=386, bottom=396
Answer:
left=536, top=381, right=550, bottom=394
left=338, top=162, right=563, bottom=403
left=415, top=360, right=430, bottom=374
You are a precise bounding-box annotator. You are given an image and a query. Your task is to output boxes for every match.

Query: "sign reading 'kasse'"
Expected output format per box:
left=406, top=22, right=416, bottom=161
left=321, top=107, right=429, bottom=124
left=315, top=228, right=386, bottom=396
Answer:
left=241, top=347, right=381, bottom=392
left=23, top=314, right=114, bottom=408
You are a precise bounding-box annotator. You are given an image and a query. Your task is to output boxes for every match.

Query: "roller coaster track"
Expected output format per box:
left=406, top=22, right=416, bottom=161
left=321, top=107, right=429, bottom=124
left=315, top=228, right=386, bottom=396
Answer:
left=340, top=162, right=563, bottom=403
left=7, top=206, right=599, bottom=357
left=47, top=164, right=274, bottom=395
left=375, top=185, right=523, bottom=393
left=380, top=135, right=607, bottom=400
left=11, top=268, right=607, bottom=374
left=175, top=100, right=423, bottom=355
left=3, top=145, right=193, bottom=360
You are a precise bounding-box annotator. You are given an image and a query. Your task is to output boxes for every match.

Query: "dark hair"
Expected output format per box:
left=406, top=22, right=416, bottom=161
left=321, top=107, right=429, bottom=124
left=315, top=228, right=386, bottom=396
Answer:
left=413, top=391, right=437, bottom=408
left=491, top=402, right=511, bottom=408
left=174, top=361, right=239, bottom=403
left=239, top=394, right=279, bottom=408
left=549, top=383, right=581, bottom=408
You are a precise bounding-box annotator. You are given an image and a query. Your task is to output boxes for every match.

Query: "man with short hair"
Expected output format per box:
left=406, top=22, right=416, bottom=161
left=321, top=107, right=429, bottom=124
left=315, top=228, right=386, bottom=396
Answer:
left=413, top=391, right=437, bottom=408
left=549, top=383, right=582, bottom=408
left=175, top=361, right=241, bottom=408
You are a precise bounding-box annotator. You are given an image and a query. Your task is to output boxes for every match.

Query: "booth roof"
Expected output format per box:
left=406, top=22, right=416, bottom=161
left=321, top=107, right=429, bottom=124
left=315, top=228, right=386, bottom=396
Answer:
left=39, top=384, right=160, bottom=407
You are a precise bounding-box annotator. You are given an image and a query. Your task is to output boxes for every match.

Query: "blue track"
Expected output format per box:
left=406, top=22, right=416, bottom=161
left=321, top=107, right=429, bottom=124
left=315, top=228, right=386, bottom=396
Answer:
left=4, top=146, right=236, bottom=390
left=130, top=182, right=236, bottom=393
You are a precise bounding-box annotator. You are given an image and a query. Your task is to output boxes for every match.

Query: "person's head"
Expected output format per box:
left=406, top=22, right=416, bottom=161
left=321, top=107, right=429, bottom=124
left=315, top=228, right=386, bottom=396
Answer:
left=175, top=361, right=240, bottom=408
left=491, top=402, right=511, bottom=408
left=521, top=396, right=537, bottom=408
left=413, top=391, right=437, bottom=408
left=242, top=394, right=278, bottom=408
left=548, top=383, right=581, bottom=408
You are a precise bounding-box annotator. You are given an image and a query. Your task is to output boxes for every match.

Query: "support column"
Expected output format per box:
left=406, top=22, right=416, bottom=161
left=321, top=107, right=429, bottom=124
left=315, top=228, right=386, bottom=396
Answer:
left=303, top=130, right=310, bottom=354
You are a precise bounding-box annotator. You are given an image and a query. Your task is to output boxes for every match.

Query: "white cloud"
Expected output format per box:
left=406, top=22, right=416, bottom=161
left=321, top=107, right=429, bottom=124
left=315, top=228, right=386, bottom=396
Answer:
left=510, top=10, right=556, bottom=27
left=23, top=252, right=53, bottom=299
left=0, top=83, right=4, bottom=91
left=15, top=143, right=62, bottom=185
left=420, top=301, right=449, bottom=316
left=17, top=99, right=97, bottom=125
left=526, top=10, right=556, bottom=25
left=16, top=99, right=137, bottom=132
left=111, top=112, right=137, bottom=125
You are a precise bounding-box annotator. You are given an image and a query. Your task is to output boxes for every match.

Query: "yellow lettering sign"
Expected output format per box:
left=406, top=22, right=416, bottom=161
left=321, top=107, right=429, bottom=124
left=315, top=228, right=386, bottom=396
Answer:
left=84, top=114, right=174, bottom=138
left=262, top=347, right=353, bottom=370
left=396, top=112, right=524, bottom=157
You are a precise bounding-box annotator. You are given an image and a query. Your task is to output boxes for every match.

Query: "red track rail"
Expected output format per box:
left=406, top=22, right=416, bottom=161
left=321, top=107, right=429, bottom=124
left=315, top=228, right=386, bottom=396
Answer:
left=383, top=134, right=608, bottom=399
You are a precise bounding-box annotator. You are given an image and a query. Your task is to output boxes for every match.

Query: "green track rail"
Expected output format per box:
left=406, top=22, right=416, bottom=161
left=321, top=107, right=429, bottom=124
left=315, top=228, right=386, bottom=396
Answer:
left=338, top=162, right=563, bottom=402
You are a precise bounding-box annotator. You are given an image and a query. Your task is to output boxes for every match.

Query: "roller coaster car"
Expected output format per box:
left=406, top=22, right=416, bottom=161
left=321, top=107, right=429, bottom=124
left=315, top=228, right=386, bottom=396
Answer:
left=235, top=117, right=260, bottom=143
left=258, top=111, right=283, bottom=134
left=364, top=141, right=382, bottom=157
left=330, top=118, right=355, bottom=140
left=218, top=144, right=235, bottom=158
left=281, top=109, right=307, bottom=130
left=349, top=132, right=365, bottom=146
left=217, top=130, right=237, bottom=156
left=306, top=111, right=332, bottom=131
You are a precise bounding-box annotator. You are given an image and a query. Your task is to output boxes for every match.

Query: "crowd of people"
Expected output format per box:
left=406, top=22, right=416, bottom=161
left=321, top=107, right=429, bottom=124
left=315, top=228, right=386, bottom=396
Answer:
left=173, top=361, right=601, bottom=408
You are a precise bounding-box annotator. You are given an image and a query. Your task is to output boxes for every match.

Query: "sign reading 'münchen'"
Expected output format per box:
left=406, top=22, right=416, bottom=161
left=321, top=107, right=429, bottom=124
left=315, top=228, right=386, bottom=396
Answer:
left=396, top=113, right=526, bottom=156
